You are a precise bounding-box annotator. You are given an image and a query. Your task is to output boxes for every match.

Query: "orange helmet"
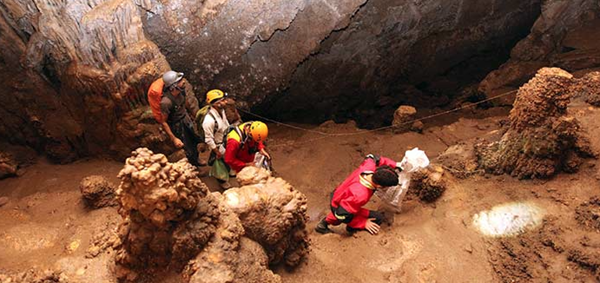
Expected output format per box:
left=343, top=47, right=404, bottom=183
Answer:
left=249, top=121, right=268, bottom=142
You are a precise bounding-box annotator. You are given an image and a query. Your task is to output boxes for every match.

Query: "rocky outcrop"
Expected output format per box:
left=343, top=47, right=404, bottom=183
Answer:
left=0, top=0, right=198, bottom=162
left=114, top=149, right=305, bottom=282
left=480, top=0, right=600, bottom=97
left=0, top=152, right=18, bottom=180
left=80, top=175, right=118, bottom=209
left=476, top=68, right=595, bottom=179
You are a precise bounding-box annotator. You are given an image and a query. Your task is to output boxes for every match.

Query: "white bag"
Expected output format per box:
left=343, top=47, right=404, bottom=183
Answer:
left=375, top=148, right=430, bottom=211
left=253, top=153, right=271, bottom=171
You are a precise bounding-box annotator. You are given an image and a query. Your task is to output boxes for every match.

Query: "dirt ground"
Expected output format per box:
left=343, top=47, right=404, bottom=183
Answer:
left=1, top=100, right=599, bottom=282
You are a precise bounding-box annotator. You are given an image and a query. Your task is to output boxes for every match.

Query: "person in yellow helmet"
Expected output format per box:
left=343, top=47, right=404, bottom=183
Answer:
left=202, top=89, right=231, bottom=188
left=224, top=121, right=271, bottom=173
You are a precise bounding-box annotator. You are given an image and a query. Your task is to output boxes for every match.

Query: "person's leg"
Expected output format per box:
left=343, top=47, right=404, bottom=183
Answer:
left=316, top=212, right=341, bottom=234
left=182, top=122, right=200, bottom=166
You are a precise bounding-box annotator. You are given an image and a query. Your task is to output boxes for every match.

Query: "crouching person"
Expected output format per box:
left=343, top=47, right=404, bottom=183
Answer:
left=224, top=121, right=271, bottom=174
left=315, top=154, right=400, bottom=235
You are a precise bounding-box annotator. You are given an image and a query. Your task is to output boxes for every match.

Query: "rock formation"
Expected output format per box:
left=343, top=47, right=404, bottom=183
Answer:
left=571, top=72, right=600, bottom=106
left=392, top=105, right=417, bottom=133
left=80, top=175, right=117, bottom=209
left=0, top=0, right=198, bottom=162
left=114, top=148, right=221, bottom=281
left=114, top=148, right=306, bottom=282
left=480, top=0, right=600, bottom=97
left=224, top=166, right=309, bottom=267
left=0, top=152, right=18, bottom=180
left=409, top=165, right=452, bottom=203
left=476, top=68, right=595, bottom=179
left=1, top=0, right=549, bottom=160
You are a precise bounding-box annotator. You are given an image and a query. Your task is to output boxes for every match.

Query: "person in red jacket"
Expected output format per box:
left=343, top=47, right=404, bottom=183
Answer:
left=224, top=121, right=271, bottom=173
left=315, top=154, right=400, bottom=235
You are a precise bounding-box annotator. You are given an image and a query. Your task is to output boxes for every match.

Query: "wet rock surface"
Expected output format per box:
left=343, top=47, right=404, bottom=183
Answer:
left=225, top=167, right=310, bottom=267
left=79, top=176, right=117, bottom=209
left=476, top=68, right=595, bottom=179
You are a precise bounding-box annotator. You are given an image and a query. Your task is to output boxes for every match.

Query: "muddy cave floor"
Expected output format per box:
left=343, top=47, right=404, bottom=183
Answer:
left=1, top=100, right=600, bottom=283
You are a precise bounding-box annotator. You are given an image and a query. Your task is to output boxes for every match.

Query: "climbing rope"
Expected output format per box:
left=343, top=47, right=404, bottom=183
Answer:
left=236, top=89, right=518, bottom=148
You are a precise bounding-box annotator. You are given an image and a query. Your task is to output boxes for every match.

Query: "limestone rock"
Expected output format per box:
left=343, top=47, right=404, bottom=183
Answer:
left=236, top=166, right=271, bottom=186
left=393, top=106, right=417, bottom=134
left=0, top=152, right=18, bottom=180
left=437, top=143, right=480, bottom=178
left=408, top=165, right=451, bottom=202
left=114, top=148, right=284, bottom=282
left=226, top=166, right=310, bottom=267
left=80, top=176, right=117, bottom=209
left=411, top=121, right=425, bottom=133
left=476, top=68, right=596, bottom=179
left=571, top=72, right=600, bottom=106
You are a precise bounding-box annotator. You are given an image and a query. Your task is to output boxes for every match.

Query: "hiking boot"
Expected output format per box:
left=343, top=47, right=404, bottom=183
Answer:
left=315, top=219, right=332, bottom=234
left=220, top=181, right=232, bottom=190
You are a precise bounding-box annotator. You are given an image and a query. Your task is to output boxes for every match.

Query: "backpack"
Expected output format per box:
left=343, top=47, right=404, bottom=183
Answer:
left=195, top=105, right=216, bottom=143
left=147, top=78, right=165, bottom=123
left=223, top=123, right=248, bottom=150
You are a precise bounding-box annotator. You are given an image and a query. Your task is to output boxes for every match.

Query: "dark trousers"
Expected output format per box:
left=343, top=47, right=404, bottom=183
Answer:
left=170, top=116, right=200, bottom=166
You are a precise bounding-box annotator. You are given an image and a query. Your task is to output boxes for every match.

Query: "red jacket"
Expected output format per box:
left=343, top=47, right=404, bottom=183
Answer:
left=224, top=123, right=265, bottom=172
left=330, top=155, right=397, bottom=229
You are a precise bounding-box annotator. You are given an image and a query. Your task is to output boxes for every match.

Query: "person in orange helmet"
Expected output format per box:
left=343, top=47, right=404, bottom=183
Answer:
left=224, top=121, right=271, bottom=174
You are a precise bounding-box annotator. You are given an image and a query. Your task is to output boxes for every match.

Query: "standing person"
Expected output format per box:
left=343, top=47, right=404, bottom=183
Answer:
left=202, top=89, right=231, bottom=189
left=224, top=121, right=270, bottom=174
left=315, top=154, right=400, bottom=235
left=158, top=71, right=202, bottom=166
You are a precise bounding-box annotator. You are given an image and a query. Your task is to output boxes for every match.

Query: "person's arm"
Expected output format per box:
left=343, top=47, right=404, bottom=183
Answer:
left=160, top=99, right=183, bottom=148
left=258, top=142, right=270, bottom=160
left=365, top=154, right=398, bottom=169
left=162, top=122, right=183, bottom=148
left=224, top=138, right=246, bottom=172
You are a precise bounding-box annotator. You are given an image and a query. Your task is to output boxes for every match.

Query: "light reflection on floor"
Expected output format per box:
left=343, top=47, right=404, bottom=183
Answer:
left=473, top=201, right=545, bottom=237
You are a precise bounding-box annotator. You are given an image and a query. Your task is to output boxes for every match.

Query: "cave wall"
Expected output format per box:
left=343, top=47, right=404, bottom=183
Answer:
left=480, top=0, right=600, bottom=97
left=0, top=0, right=175, bottom=162
left=142, top=0, right=543, bottom=128
left=0, top=0, right=595, bottom=161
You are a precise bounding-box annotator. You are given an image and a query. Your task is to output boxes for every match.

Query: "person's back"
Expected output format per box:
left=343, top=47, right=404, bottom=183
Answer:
left=317, top=154, right=400, bottom=235
left=225, top=121, right=270, bottom=173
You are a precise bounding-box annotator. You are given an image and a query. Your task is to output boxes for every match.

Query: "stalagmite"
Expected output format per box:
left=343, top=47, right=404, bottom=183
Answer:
left=476, top=68, right=596, bottom=179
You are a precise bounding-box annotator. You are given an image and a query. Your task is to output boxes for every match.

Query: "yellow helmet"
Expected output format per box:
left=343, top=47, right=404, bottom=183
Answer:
left=206, top=89, right=225, bottom=104
left=249, top=121, right=268, bottom=142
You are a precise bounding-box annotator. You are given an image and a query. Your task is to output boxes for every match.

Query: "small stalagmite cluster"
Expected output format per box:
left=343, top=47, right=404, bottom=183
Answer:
left=476, top=68, right=596, bottom=179
left=114, top=148, right=308, bottom=283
